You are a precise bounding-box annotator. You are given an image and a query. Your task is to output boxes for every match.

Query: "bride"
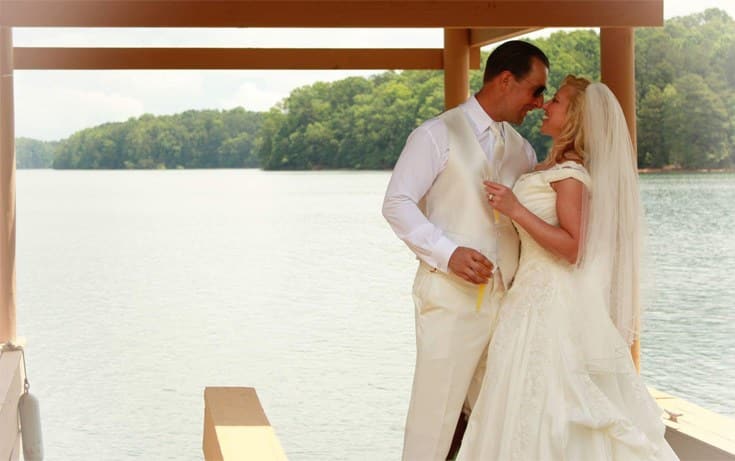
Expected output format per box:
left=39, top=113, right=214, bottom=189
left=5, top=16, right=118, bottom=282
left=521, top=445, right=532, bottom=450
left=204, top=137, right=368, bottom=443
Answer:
left=457, top=76, right=679, bottom=460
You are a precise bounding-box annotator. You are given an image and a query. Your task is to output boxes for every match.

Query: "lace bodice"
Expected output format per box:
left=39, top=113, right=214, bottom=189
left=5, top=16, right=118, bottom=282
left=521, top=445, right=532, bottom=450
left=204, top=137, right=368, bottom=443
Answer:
left=512, top=161, right=591, bottom=269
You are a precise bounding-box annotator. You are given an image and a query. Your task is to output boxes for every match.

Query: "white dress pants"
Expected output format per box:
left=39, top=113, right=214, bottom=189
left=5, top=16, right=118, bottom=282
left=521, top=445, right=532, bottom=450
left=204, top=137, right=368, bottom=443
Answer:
left=402, top=263, right=503, bottom=461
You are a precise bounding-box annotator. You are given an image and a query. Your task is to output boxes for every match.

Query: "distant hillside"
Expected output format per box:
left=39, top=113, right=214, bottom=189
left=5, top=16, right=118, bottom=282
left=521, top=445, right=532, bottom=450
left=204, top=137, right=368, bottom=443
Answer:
left=16, top=137, right=57, bottom=168
left=17, top=108, right=263, bottom=169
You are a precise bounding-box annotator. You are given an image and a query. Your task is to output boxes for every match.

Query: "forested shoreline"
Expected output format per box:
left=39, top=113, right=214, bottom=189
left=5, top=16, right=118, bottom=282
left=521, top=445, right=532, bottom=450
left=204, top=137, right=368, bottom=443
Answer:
left=17, top=9, right=735, bottom=171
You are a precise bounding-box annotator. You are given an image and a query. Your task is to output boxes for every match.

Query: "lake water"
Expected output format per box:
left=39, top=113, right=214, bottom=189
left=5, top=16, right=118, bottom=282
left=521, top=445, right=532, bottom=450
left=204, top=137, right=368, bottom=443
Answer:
left=14, top=170, right=735, bottom=460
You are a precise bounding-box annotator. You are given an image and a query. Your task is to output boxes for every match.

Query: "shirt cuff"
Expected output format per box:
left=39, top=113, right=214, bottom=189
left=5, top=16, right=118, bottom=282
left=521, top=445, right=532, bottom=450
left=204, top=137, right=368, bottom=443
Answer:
left=432, top=237, right=458, bottom=273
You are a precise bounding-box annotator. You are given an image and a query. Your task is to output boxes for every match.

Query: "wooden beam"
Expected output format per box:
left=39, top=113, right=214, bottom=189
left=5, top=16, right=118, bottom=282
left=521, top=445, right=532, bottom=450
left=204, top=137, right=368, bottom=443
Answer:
left=470, top=27, right=542, bottom=48
left=444, top=28, right=470, bottom=110
left=470, top=46, right=481, bottom=70
left=203, top=387, right=286, bottom=461
left=1, top=1, right=664, bottom=28
left=0, top=351, right=23, bottom=460
left=651, top=387, right=735, bottom=459
left=14, top=47, right=448, bottom=70
left=601, top=27, right=637, bottom=148
left=600, top=27, right=639, bottom=371
left=0, top=27, right=16, bottom=346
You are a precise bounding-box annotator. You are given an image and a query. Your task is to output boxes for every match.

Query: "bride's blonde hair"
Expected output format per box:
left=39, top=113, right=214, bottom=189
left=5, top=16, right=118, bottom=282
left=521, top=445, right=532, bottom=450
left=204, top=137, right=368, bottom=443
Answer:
left=544, top=75, right=591, bottom=166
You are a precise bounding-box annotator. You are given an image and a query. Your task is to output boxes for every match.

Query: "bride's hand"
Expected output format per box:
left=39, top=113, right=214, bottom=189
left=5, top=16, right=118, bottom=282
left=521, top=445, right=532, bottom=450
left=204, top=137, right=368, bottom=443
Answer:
left=484, top=181, right=521, bottom=218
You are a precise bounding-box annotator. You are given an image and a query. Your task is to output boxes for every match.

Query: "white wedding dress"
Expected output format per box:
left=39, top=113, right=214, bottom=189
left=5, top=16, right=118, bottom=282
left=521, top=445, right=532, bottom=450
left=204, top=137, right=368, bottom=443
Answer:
left=457, top=162, right=678, bottom=461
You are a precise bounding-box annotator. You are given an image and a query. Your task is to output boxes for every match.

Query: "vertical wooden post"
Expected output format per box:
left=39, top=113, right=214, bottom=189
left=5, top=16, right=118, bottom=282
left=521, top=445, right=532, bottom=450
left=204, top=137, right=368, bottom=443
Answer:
left=601, top=27, right=637, bottom=148
left=601, top=27, right=640, bottom=371
left=0, top=27, right=17, bottom=344
left=443, top=28, right=470, bottom=110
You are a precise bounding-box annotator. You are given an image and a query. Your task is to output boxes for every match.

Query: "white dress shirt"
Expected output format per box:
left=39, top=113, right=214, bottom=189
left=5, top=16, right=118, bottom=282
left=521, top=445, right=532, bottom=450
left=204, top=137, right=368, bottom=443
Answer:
left=382, top=95, right=537, bottom=273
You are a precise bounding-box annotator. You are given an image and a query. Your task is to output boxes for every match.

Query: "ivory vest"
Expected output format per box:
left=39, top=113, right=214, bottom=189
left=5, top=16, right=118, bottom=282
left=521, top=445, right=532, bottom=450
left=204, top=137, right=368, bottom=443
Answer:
left=421, top=107, right=530, bottom=287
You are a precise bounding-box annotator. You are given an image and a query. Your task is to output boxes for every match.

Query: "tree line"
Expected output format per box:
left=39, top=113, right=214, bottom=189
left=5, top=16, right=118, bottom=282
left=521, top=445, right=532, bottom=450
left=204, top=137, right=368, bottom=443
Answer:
left=48, top=108, right=262, bottom=169
left=16, top=9, right=735, bottom=170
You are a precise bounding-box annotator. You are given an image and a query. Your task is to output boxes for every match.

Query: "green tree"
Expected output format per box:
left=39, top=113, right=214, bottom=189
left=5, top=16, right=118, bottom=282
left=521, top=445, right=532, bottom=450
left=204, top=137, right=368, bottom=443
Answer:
left=16, top=138, right=56, bottom=168
left=665, top=74, right=730, bottom=168
left=53, top=108, right=262, bottom=169
left=638, top=85, right=669, bottom=167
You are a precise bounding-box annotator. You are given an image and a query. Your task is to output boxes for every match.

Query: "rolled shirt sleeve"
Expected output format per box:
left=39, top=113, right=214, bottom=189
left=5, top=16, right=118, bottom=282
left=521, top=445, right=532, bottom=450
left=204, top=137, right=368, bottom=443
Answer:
left=383, top=99, right=535, bottom=273
left=382, top=121, right=458, bottom=273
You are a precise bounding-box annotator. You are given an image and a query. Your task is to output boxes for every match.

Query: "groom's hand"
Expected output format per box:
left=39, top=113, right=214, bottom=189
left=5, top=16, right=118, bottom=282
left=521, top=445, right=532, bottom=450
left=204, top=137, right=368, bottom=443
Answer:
left=448, top=247, right=494, bottom=284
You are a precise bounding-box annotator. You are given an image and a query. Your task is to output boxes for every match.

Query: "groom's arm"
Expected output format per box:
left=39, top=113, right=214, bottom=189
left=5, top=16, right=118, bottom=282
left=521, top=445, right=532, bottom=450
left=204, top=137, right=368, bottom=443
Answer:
left=382, top=122, right=457, bottom=273
left=383, top=122, right=493, bottom=284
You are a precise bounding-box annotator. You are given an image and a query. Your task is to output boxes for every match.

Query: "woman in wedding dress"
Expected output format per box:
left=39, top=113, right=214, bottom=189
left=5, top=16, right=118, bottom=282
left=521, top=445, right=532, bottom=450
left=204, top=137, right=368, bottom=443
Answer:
left=456, top=76, right=679, bottom=460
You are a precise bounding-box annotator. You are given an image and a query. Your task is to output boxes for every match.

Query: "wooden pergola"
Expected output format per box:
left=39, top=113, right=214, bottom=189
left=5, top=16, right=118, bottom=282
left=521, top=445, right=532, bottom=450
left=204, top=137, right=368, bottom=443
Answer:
left=0, top=0, right=663, bottom=365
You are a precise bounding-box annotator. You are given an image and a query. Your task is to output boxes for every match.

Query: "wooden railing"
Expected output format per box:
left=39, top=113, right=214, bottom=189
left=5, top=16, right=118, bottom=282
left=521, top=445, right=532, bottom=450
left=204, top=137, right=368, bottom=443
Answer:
left=0, top=350, right=22, bottom=461
left=200, top=385, right=735, bottom=461
left=203, top=387, right=287, bottom=461
left=652, top=387, right=735, bottom=461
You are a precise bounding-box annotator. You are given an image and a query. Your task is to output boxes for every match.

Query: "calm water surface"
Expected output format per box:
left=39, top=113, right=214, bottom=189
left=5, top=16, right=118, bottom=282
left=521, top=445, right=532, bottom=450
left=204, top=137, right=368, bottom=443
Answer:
left=15, top=170, right=735, bottom=460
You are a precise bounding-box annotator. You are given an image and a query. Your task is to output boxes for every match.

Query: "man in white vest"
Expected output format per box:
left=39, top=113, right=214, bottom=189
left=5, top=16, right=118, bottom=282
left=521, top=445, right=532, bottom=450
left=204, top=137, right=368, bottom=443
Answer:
left=382, top=41, right=549, bottom=461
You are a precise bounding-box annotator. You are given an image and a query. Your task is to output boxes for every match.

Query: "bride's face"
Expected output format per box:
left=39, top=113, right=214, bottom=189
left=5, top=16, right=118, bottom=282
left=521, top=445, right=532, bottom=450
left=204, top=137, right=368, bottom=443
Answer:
left=540, top=85, right=574, bottom=138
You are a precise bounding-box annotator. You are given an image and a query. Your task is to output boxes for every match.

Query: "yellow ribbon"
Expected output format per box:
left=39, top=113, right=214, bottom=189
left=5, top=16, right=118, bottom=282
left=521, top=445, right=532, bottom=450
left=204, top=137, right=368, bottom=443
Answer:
left=476, top=283, right=487, bottom=312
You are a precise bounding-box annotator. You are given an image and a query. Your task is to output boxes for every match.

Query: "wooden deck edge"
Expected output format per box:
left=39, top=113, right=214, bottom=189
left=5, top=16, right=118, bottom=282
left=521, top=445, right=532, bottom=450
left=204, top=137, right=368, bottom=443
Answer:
left=650, top=387, right=735, bottom=460
left=200, top=385, right=734, bottom=461
left=0, top=351, right=23, bottom=461
left=203, top=386, right=288, bottom=461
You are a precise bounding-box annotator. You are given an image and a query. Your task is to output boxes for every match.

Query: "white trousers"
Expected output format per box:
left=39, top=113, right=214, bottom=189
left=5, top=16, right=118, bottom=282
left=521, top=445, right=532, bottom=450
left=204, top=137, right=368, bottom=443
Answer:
left=402, top=263, right=503, bottom=461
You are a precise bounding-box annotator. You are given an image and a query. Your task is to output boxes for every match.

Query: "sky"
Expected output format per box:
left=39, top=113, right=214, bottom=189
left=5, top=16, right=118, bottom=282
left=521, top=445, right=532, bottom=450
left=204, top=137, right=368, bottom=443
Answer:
left=11, top=0, right=735, bottom=141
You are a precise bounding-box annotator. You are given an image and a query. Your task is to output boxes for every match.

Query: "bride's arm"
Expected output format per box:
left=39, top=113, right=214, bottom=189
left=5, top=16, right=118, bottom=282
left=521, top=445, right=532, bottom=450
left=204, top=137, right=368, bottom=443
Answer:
left=484, top=178, right=585, bottom=264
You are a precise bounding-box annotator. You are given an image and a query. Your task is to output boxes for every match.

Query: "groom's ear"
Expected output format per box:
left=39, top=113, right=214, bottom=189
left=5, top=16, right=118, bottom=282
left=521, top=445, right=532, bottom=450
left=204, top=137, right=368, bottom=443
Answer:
left=499, top=70, right=513, bottom=91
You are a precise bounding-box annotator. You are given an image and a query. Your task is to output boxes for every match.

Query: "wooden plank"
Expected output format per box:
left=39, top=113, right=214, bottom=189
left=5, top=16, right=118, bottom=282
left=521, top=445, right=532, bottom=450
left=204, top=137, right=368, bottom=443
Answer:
left=0, top=26, right=16, bottom=347
left=202, top=403, right=223, bottom=461
left=651, top=387, right=735, bottom=460
left=444, top=28, right=470, bottom=109
left=202, top=387, right=287, bottom=461
left=470, top=46, right=481, bottom=69
left=1, top=1, right=664, bottom=28
left=205, top=387, right=270, bottom=426
left=470, top=27, right=541, bottom=48
left=13, top=47, right=448, bottom=70
left=14, top=47, right=447, bottom=70
left=0, top=351, right=23, bottom=461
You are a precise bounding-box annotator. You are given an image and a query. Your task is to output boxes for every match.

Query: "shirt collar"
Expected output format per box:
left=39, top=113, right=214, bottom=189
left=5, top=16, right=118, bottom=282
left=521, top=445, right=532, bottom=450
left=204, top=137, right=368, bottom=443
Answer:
left=462, top=95, right=503, bottom=137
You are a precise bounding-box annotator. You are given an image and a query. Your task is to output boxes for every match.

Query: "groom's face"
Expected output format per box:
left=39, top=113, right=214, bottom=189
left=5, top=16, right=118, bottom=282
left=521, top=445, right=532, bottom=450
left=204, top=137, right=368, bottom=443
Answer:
left=505, top=58, right=548, bottom=124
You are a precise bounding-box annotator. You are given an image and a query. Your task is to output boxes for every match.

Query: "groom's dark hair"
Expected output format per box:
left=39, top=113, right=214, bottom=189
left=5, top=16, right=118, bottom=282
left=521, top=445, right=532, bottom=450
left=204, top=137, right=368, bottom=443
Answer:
left=483, top=40, right=549, bottom=83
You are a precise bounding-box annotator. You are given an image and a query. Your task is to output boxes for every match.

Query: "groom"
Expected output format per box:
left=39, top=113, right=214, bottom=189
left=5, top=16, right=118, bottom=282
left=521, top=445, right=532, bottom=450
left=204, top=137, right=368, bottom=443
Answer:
left=382, top=40, right=549, bottom=460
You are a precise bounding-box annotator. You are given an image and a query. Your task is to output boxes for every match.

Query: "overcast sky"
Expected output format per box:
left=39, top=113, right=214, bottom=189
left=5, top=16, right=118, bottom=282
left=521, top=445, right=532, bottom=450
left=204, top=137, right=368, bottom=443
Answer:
left=12, top=0, right=735, bottom=141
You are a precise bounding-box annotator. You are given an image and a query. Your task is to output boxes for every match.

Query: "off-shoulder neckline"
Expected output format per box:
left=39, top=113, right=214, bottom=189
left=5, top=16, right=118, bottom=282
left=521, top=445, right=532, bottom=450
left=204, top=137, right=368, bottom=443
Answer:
left=518, top=160, right=584, bottom=178
left=533, top=160, right=585, bottom=172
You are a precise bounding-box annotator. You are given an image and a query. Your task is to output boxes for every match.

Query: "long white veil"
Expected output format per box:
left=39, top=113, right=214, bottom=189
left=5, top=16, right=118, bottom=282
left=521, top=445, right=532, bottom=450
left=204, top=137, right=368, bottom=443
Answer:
left=577, top=83, right=644, bottom=346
